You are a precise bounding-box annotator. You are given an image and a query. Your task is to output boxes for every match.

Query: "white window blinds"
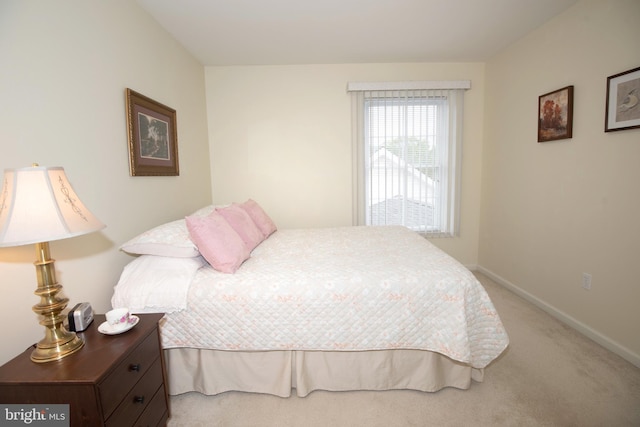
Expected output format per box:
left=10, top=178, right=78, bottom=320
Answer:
left=349, top=81, right=469, bottom=237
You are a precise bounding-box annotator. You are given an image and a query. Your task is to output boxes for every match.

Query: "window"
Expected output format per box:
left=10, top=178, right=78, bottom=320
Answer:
left=349, top=81, right=468, bottom=237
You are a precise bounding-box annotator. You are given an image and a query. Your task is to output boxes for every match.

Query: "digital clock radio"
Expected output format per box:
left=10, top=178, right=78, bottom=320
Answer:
left=67, top=302, right=94, bottom=332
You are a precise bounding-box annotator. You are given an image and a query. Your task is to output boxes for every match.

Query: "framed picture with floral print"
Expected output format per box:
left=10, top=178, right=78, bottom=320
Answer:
left=538, top=85, right=574, bottom=143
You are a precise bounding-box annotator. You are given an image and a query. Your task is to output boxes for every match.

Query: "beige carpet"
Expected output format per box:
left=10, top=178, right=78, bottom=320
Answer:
left=166, top=273, right=640, bottom=426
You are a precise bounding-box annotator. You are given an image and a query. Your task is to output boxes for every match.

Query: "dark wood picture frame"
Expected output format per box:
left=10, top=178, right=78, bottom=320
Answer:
left=538, top=85, right=574, bottom=142
left=125, top=88, right=179, bottom=176
left=605, top=66, right=640, bottom=132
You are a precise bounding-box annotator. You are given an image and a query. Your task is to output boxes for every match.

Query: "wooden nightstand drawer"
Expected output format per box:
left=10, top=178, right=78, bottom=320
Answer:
left=99, top=331, right=161, bottom=418
left=133, top=384, right=169, bottom=427
left=105, top=357, right=164, bottom=427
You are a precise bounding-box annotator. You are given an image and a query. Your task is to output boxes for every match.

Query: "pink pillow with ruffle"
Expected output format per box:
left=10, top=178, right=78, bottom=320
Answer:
left=185, top=211, right=249, bottom=273
left=239, top=199, right=277, bottom=238
left=216, top=204, right=264, bottom=252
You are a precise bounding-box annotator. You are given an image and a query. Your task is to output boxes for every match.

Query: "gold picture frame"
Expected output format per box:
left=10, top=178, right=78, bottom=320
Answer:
left=125, top=88, right=179, bottom=176
left=538, top=85, right=574, bottom=142
left=605, top=66, right=640, bottom=132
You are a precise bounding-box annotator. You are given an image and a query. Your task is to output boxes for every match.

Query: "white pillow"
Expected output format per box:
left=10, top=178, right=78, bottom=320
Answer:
left=119, top=204, right=233, bottom=258
left=120, top=219, right=199, bottom=258
left=111, top=255, right=206, bottom=313
left=189, top=204, right=227, bottom=217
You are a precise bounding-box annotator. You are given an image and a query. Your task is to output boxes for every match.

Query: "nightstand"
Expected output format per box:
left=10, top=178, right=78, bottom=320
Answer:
left=0, top=313, right=169, bottom=426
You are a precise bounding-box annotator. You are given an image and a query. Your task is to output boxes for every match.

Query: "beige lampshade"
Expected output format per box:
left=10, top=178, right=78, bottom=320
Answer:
left=0, top=165, right=105, bottom=247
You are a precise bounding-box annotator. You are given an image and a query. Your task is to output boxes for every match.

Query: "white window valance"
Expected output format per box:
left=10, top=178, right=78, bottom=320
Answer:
left=347, top=80, right=471, bottom=92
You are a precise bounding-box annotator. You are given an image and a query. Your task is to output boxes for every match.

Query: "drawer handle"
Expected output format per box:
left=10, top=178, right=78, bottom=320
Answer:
left=129, top=363, right=141, bottom=372
left=133, top=396, right=145, bottom=404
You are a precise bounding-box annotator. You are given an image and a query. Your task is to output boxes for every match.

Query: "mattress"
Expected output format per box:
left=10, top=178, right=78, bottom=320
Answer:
left=113, top=226, right=509, bottom=370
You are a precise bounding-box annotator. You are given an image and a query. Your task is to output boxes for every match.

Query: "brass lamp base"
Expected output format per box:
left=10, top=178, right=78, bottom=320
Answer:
left=30, top=241, right=84, bottom=363
left=31, top=329, right=84, bottom=363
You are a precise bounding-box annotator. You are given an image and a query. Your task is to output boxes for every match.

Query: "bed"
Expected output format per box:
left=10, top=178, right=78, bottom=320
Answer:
left=112, top=202, right=509, bottom=397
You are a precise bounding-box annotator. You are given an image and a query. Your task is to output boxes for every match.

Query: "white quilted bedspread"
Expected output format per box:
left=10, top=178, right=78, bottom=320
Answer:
left=156, top=226, right=509, bottom=369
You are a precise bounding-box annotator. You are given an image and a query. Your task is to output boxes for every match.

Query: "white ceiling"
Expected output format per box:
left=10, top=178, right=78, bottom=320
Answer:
left=136, top=0, right=578, bottom=66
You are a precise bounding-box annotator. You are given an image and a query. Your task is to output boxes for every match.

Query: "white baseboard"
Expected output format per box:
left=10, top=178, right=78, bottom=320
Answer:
left=475, top=265, right=640, bottom=369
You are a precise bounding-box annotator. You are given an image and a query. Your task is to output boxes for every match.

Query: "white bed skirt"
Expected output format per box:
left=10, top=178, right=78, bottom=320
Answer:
left=164, top=348, right=484, bottom=397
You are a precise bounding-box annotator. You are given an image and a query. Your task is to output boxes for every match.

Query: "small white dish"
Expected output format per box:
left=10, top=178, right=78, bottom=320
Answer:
left=98, top=315, right=139, bottom=335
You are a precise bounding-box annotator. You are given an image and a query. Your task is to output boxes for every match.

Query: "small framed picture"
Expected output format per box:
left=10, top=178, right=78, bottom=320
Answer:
left=125, top=89, right=179, bottom=176
left=538, top=86, right=574, bottom=142
left=605, top=66, right=640, bottom=132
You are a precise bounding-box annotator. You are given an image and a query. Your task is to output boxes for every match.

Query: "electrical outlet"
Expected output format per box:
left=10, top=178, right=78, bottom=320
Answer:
left=582, top=273, right=592, bottom=290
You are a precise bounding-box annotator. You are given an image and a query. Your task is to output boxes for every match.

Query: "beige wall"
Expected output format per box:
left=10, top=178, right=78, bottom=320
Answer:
left=205, top=63, right=485, bottom=264
left=0, top=1, right=211, bottom=365
left=480, top=0, right=640, bottom=364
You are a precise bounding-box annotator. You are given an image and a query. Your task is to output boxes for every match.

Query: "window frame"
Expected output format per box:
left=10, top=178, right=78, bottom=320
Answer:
left=350, top=83, right=467, bottom=237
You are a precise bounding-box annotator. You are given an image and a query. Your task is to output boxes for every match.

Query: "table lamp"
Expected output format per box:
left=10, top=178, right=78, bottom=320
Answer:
left=0, top=164, right=105, bottom=363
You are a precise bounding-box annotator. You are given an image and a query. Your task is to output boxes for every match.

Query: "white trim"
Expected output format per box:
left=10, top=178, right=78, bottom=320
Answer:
left=476, top=265, right=640, bottom=368
left=347, top=80, right=471, bottom=92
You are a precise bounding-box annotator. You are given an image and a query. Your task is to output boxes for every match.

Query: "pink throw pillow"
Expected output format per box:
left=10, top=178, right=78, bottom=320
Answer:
left=216, top=204, right=264, bottom=252
left=185, top=211, right=249, bottom=273
left=239, top=199, right=277, bottom=238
